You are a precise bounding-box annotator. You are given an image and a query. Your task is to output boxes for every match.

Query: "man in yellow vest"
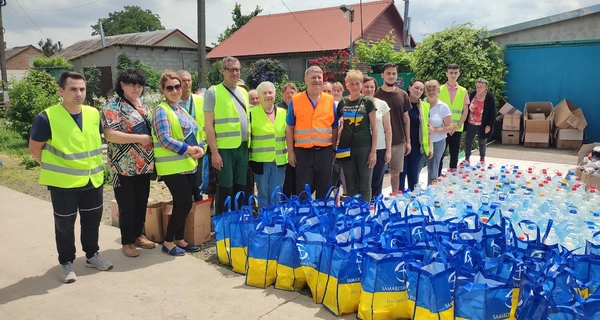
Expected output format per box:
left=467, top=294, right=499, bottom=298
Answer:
left=177, top=69, right=205, bottom=202
left=204, top=56, right=251, bottom=215
left=29, top=72, right=113, bottom=284
left=286, top=66, right=338, bottom=199
left=438, top=63, right=470, bottom=173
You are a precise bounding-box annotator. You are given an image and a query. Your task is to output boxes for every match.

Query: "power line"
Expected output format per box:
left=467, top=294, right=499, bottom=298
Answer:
left=7, top=0, right=102, bottom=12
left=280, top=0, right=323, bottom=50
left=14, top=0, right=46, bottom=38
left=7, top=5, right=45, bottom=39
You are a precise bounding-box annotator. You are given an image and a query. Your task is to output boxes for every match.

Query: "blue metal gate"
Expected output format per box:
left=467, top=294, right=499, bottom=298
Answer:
left=504, top=40, right=600, bottom=143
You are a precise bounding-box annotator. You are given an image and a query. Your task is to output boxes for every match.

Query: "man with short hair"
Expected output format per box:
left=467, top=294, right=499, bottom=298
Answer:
left=438, top=64, right=470, bottom=174
left=248, top=89, right=260, bottom=107
left=204, top=57, right=251, bottom=215
left=177, top=70, right=205, bottom=202
left=286, top=66, right=338, bottom=199
left=278, top=82, right=297, bottom=197
left=374, top=63, right=411, bottom=192
left=29, top=71, right=113, bottom=283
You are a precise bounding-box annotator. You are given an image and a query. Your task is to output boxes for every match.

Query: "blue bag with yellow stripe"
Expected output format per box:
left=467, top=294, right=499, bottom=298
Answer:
left=584, top=292, right=600, bottom=319
left=230, top=195, right=260, bottom=274
left=454, top=270, right=515, bottom=320
left=297, top=228, right=334, bottom=304
left=274, top=215, right=307, bottom=292
left=245, top=221, right=284, bottom=288
left=213, top=193, right=244, bottom=265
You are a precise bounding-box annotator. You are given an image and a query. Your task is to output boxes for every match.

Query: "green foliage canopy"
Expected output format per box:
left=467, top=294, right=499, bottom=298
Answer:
left=216, top=3, right=262, bottom=44
left=91, top=6, right=165, bottom=36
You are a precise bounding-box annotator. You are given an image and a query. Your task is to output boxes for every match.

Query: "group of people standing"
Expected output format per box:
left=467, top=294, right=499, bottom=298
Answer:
left=29, top=56, right=496, bottom=284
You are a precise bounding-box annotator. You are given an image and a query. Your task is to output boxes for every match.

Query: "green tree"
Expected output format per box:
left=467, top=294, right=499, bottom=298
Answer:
left=91, top=6, right=165, bottom=36
left=116, top=54, right=161, bottom=91
left=6, top=70, right=60, bottom=140
left=355, top=31, right=412, bottom=71
left=83, top=66, right=102, bottom=106
left=411, top=23, right=508, bottom=105
left=216, top=3, right=262, bottom=44
left=33, top=56, right=72, bottom=69
left=38, top=38, right=55, bottom=57
left=206, top=61, right=223, bottom=86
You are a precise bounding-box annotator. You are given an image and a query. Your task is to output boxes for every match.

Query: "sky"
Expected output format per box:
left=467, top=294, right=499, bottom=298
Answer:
left=3, top=0, right=598, bottom=49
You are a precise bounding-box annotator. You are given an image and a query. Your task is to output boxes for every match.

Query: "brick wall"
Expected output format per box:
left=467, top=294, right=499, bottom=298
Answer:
left=6, top=47, right=43, bottom=70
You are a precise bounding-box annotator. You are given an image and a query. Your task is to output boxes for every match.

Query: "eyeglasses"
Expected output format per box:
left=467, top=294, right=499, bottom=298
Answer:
left=165, top=84, right=182, bottom=92
left=223, top=67, right=241, bottom=73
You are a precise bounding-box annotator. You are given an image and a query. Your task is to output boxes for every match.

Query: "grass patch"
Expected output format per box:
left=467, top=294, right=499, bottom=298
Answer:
left=0, top=119, right=28, bottom=156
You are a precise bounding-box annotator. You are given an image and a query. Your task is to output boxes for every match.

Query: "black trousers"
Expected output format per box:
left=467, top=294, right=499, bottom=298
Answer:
left=295, top=146, right=333, bottom=200
left=283, top=164, right=296, bottom=198
left=50, top=186, right=103, bottom=265
left=439, top=131, right=462, bottom=175
left=113, top=174, right=151, bottom=245
left=161, top=174, right=194, bottom=242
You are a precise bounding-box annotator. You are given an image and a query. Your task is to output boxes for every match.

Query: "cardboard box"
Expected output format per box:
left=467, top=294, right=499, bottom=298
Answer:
left=145, top=200, right=164, bottom=243
left=523, top=132, right=550, bottom=148
left=184, top=199, right=213, bottom=245
left=502, top=131, right=520, bottom=145
left=529, top=113, right=546, bottom=120
left=555, top=128, right=584, bottom=150
left=111, top=200, right=119, bottom=228
left=524, top=102, right=553, bottom=133
left=498, top=103, right=523, bottom=131
left=162, top=201, right=173, bottom=238
left=553, top=99, right=587, bottom=131
left=578, top=143, right=600, bottom=165
left=584, top=172, right=600, bottom=190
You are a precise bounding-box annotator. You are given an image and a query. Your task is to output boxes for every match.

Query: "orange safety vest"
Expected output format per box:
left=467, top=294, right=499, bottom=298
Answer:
left=292, top=92, right=335, bottom=148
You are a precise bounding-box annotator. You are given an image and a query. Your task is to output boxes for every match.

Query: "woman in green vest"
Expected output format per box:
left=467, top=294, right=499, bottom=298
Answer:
left=152, top=71, right=204, bottom=256
left=400, top=79, right=433, bottom=191
left=248, top=81, right=287, bottom=208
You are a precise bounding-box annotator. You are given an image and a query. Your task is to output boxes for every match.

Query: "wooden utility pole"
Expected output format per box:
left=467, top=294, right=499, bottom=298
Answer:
left=198, top=0, right=207, bottom=89
left=0, top=1, right=9, bottom=102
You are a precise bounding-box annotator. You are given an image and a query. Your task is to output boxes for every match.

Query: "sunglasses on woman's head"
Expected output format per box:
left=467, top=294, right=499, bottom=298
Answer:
left=165, top=84, right=182, bottom=92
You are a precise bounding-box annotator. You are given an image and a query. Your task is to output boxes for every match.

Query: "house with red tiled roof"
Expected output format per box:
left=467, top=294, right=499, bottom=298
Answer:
left=207, top=0, right=415, bottom=82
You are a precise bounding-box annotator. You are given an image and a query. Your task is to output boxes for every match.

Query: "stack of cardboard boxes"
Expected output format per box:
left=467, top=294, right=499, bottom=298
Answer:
left=575, top=143, right=600, bottom=190
left=553, top=99, right=587, bottom=150
left=523, top=102, right=554, bottom=148
left=499, top=103, right=522, bottom=145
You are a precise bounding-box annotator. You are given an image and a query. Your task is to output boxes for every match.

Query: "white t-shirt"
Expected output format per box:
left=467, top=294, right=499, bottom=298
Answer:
left=374, top=98, right=390, bottom=150
left=428, top=100, right=452, bottom=142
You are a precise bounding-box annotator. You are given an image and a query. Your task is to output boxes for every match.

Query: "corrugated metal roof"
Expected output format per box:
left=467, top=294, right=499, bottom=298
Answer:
left=488, top=4, right=600, bottom=37
left=207, top=0, right=397, bottom=59
left=58, top=29, right=198, bottom=60
left=6, top=45, right=40, bottom=61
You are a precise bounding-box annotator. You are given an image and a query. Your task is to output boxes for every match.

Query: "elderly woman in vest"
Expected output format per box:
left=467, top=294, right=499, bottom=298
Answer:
left=249, top=81, right=287, bottom=208
left=152, top=71, right=204, bottom=256
left=102, top=69, right=156, bottom=258
left=336, top=70, right=378, bottom=201
left=399, top=79, right=433, bottom=191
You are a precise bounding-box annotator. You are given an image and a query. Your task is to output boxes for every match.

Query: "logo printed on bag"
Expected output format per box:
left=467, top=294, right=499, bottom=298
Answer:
left=297, top=244, right=308, bottom=260
left=530, top=250, right=545, bottom=258
left=493, top=313, right=510, bottom=320
left=448, top=271, right=456, bottom=293
left=513, top=263, right=524, bottom=282
left=464, top=251, right=473, bottom=267
left=491, top=240, right=502, bottom=256
left=412, top=226, right=424, bottom=241
left=460, top=233, right=475, bottom=240
left=394, top=261, right=408, bottom=285
left=451, top=231, right=459, bottom=240
left=504, top=290, right=513, bottom=308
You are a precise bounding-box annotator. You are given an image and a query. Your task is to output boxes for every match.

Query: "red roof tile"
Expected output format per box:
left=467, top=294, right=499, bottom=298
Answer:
left=207, top=0, right=399, bottom=59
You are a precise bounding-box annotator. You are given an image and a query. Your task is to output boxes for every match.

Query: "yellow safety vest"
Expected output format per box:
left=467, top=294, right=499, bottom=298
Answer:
left=151, top=102, right=197, bottom=176
left=191, top=94, right=206, bottom=142
left=39, top=104, right=104, bottom=188
left=419, top=100, right=431, bottom=157
left=249, top=106, right=288, bottom=165
left=213, top=83, right=250, bottom=149
left=439, top=84, right=468, bottom=132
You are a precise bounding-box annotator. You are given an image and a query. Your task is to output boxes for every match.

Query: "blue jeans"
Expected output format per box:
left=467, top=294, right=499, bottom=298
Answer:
left=254, top=162, right=286, bottom=208
left=400, top=150, right=425, bottom=191
left=427, top=139, right=446, bottom=185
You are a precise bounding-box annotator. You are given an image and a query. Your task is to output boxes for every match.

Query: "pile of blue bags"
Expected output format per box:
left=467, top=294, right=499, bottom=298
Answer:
left=212, top=186, right=600, bottom=319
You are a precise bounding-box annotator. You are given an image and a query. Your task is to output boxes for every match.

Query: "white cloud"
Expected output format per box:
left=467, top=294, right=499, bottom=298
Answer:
left=3, top=0, right=598, bottom=49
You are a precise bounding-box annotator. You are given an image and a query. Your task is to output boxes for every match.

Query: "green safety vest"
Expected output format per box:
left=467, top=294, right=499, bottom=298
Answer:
left=213, top=83, right=250, bottom=149
left=439, top=84, right=468, bottom=132
left=39, top=104, right=104, bottom=188
left=191, top=94, right=206, bottom=143
left=419, top=100, right=431, bottom=157
left=249, top=106, right=288, bottom=165
left=151, top=102, right=197, bottom=176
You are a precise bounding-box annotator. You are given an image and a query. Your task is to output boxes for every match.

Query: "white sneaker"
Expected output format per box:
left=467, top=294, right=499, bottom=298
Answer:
left=60, top=262, right=77, bottom=283
left=85, top=253, right=113, bottom=271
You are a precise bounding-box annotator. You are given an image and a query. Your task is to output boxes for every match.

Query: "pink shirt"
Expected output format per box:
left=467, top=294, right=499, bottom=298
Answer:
left=445, top=82, right=470, bottom=106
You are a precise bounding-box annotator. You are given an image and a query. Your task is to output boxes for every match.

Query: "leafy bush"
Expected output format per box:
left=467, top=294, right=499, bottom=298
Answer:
left=309, top=49, right=353, bottom=84
left=355, top=31, right=412, bottom=70
left=103, top=164, right=112, bottom=185
left=116, top=54, right=161, bottom=91
left=33, top=56, right=73, bottom=69
left=207, top=61, right=223, bottom=87
left=20, top=156, right=40, bottom=169
left=6, top=70, right=60, bottom=140
left=83, top=66, right=102, bottom=105
left=411, top=23, right=507, bottom=106
left=274, top=79, right=306, bottom=104
left=243, top=59, right=288, bottom=90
